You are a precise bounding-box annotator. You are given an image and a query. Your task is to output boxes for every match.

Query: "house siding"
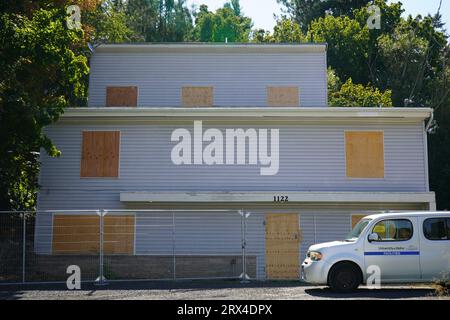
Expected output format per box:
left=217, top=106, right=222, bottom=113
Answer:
left=37, top=122, right=427, bottom=210
left=88, top=51, right=327, bottom=107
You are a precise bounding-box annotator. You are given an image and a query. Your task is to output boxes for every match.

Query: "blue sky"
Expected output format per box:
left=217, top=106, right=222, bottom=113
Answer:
left=187, top=0, right=450, bottom=32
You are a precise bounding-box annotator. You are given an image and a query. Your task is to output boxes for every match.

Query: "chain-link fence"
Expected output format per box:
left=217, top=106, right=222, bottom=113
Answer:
left=0, top=210, right=255, bottom=285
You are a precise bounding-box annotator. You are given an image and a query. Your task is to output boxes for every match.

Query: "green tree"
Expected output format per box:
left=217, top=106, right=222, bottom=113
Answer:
left=377, top=16, right=448, bottom=107
left=327, top=69, right=392, bottom=107
left=0, top=8, right=89, bottom=210
left=125, top=0, right=192, bottom=42
left=258, top=17, right=305, bottom=43
left=192, top=1, right=253, bottom=42
left=308, top=14, right=370, bottom=83
left=277, top=0, right=371, bottom=32
left=329, top=78, right=393, bottom=107
left=376, top=22, right=430, bottom=107
left=429, top=99, right=450, bottom=210
left=252, top=28, right=271, bottom=43
left=84, top=0, right=134, bottom=43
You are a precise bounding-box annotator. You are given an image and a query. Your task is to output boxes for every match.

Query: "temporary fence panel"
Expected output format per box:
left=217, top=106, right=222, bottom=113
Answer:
left=0, top=212, right=24, bottom=283
left=26, top=211, right=101, bottom=283
left=0, top=209, right=396, bottom=284
left=103, top=211, right=173, bottom=281
left=100, top=210, right=248, bottom=281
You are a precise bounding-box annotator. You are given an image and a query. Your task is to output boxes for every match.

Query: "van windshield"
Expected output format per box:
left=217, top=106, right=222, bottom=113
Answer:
left=345, top=219, right=371, bottom=241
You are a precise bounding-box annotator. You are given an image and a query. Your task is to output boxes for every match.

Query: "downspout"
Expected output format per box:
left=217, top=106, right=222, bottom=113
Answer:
left=425, top=110, right=434, bottom=133
left=424, top=109, right=434, bottom=203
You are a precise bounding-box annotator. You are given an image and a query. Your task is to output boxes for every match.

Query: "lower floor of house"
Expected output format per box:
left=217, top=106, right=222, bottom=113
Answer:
left=31, top=194, right=435, bottom=282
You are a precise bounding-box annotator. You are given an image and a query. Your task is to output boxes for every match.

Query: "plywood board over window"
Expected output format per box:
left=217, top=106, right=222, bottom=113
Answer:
left=106, top=86, right=138, bottom=107
left=345, top=131, right=384, bottom=178
left=351, top=214, right=367, bottom=228
left=182, top=86, right=214, bottom=107
left=267, top=86, right=299, bottom=107
left=80, top=131, right=120, bottom=178
left=52, top=215, right=135, bottom=255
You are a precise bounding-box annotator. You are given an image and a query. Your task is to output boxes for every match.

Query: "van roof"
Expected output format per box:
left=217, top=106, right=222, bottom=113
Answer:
left=364, top=211, right=450, bottom=220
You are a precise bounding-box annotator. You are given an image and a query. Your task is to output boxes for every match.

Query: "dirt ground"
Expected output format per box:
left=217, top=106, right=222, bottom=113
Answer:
left=0, top=280, right=448, bottom=300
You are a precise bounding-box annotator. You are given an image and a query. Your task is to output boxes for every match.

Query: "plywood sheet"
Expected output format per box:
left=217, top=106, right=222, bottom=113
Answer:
left=265, top=214, right=300, bottom=280
left=182, top=86, right=214, bottom=107
left=80, top=131, right=120, bottom=178
left=346, top=131, right=384, bottom=178
left=267, top=86, right=299, bottom=107
left=104, top=215, right=135, bottom=255
left=106, top=86, right=138, bottom=107
left=351, top=214, right=366, bottom=228
left=52, top=215, right=134, bottom=255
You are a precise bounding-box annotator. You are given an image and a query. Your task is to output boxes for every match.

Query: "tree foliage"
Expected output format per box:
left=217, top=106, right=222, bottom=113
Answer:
left=330, top=78, right=393, bottom=107
left=84, top=0, right=133, bottom=43
left=192, top=1, right=253, bottom=42
left=429, top=102, right=450, bottom=210
left=277, top=0, right=372, bottom=32
left=0, top=7, right=89, bottom=210
left=125, top=0, right=193, bottom=42
left=255, top=18, right=305, bottom=43
left=327, top=69, right=392, bottom=107
left=308, top=14, right=370, bottom=83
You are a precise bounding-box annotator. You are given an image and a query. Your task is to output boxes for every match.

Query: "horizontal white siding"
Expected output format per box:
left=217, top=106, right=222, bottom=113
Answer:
left=37, top=122, right=426, bottom=210
left=88, top=52, right=327, bottom=107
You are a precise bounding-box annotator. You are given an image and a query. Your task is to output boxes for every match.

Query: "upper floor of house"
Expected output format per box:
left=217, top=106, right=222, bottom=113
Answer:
left=88, top=43, right=328, bottom=108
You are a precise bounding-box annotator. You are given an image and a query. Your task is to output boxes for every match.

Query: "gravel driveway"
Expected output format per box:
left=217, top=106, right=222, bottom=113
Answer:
left=0, top=281, right=448, bottom=300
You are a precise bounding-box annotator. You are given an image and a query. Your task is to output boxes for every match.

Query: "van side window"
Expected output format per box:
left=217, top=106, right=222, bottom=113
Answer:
left=371, top=219, right=413, bottom=241
left=423, top=218, right=449, bottom=240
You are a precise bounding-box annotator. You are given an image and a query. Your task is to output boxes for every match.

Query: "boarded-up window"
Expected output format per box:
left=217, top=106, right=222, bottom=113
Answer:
left=106, top=86, right=138, bottom=107
left=267, top=86, right=299, bottom=107
left=52, top=215, right=135, bottom=255
left=351, top=214, right=367, bottom=228
left=345, top=131, right=384, bottom=178
left=182, top=86, right=214, bottom=107
left=80, top=131, right=120, bottom=178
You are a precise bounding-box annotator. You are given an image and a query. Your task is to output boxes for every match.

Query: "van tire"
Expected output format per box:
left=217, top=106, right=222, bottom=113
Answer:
left=328, top=262, right=361, bottom=292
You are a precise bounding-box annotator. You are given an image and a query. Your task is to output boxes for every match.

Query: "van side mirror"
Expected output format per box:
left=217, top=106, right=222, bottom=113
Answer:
left=368, top=232, right=380, bottom=242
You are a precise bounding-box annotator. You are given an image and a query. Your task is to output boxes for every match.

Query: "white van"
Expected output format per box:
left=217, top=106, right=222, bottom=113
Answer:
left=301, top=212, right=450, bottom=292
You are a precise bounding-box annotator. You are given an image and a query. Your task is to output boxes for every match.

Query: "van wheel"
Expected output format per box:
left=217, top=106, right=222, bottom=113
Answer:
left=328, top=262, right=361, bottom=293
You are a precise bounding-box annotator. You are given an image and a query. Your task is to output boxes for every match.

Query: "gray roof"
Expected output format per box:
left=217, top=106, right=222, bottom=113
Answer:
left=94, top=42, right=327, bottom=53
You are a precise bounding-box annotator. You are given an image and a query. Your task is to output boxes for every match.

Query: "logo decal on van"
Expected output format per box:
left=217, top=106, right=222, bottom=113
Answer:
left=364, top=251, right=420, bottom=256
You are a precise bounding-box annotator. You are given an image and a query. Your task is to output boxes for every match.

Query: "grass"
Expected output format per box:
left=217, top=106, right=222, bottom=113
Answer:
left=432, top=279, right=449, bottom=297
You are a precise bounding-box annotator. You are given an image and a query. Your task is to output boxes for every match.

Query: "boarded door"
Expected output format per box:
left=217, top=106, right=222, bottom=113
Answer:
left=265, top=214, right=301, bottom=279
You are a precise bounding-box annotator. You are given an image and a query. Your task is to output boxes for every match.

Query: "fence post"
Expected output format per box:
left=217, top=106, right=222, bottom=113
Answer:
left=22, top=212, right=26, bottom=283
left=172, top=211, right=176, bottom=280
left=239, top=210, right=250, bottom=283
left=95, top=209, right=108, bottom=285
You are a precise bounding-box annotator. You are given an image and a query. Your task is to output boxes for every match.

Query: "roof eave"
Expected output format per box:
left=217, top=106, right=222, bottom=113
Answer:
left=60, top=107, right=432, bottom=122
left=94, top=43, right=328, bottom=54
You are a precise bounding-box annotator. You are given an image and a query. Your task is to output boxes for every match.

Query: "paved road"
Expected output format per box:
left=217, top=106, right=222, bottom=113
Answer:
left=0, top=281, right=447, bottom=300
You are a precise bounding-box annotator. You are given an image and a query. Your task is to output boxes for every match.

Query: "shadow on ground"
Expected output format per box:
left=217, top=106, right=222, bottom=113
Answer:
left=305, top=287, right=435, bottom=299
left=0, top=279, right=307, bottom=299
left=0, top=280, right=441, bottom=300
